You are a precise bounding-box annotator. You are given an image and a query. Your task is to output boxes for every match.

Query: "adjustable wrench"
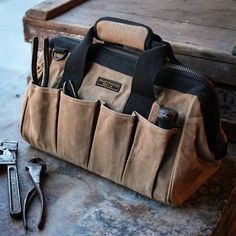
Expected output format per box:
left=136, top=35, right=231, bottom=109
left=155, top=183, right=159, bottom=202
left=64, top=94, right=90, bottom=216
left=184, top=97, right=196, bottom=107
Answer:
left=0, top=141, right=22, bottom=219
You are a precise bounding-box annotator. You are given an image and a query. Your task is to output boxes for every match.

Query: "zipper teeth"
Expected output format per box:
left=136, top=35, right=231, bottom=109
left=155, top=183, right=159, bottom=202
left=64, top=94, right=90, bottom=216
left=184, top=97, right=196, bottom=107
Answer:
left=165, top=64, right=215, bottom=89
left=102, top=45, right=214, bottom=89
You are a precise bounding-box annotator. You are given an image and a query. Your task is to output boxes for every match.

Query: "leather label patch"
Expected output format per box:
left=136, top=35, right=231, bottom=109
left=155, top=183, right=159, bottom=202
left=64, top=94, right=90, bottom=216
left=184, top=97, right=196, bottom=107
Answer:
left=96, top=77, right=122, bottom=92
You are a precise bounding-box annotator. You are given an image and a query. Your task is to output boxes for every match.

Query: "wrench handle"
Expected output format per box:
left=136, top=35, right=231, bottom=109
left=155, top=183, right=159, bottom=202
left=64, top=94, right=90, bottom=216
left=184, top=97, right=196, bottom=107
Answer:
left=7, top=165, right=22, bottom=218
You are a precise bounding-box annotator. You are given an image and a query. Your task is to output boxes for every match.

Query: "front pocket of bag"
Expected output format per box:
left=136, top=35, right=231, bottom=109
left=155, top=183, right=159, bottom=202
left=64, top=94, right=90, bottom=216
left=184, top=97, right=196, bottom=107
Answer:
left=122, top=113, right=176, bottom=198
left=57, top=93, right=99, bottom=168
left=21, top=82, right=60, bottom=154
left=88, top=104, right=136, bottom=183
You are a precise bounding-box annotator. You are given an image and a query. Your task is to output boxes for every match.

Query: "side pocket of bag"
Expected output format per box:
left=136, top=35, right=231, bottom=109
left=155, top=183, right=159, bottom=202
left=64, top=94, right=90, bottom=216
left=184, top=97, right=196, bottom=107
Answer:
left=167, top=97, right=221, bottom=205
left=88, top=104, right=136, bottom=183
left=20, top=82, right=60, bottom=154
left=122, top=113, right=177, bottom=199
left=57, top=93, right=99, bottom=168
left=20, top=85, right=30, bottom=140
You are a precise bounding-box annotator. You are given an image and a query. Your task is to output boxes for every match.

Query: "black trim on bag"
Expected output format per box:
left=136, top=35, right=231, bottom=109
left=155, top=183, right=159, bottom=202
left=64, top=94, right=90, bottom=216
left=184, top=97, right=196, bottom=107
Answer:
left=49, top=36, right=80, bottom=52
left=157, top=70, right=227, bottom=160
left=48, top=36, right=227, bottom=159
left=88, top=43, right=227, bottom=159
left=59, top=27, right=168, bottom=119
left=88, top=44, right=137, bottom=76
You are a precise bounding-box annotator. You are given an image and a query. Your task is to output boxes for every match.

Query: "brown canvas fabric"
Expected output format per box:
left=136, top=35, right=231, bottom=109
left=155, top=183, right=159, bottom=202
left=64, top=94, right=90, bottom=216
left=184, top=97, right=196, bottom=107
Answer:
left=88, top=104, right=136, bottom=183
left=78, top=63, right=132, bottom=112
left=57, top=93, right=100, bottom=168
left=96, top=20, right=149, bottom=50
left=21, top=22, right=225, bottom=205
left=122, top=113, right=177, bottom=198
left=20, top=58, right=222, bottom=205
left=151, top=87, right=220, bottom=204
left=151, top=86, right=197, bottom=203
left=36, top=51, right=69, bottom=88
left=21, top=82, right=60, bottom=154
left=168, top=97, right=220, bottom=205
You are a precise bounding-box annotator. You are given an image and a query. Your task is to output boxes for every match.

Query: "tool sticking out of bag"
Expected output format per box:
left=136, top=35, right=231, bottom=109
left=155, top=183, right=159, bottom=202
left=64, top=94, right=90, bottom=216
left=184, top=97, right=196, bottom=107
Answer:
left=157, top=106, right=178, bottom=129
left=148, top=101, right=178, bottom=129
left=63, top=80, right=79, bottom=98
left=23, top=157, right=47, bottom=230
left=0, top=141, right=22, bottom=219
left=31, top=37, right=50, bottom=87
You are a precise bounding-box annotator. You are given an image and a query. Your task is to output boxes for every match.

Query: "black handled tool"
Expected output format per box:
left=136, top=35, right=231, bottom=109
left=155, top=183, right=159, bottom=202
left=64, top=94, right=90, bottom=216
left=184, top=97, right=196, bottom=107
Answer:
left=0, top=141, right=22, bottom=219
left=23, top=157, right=47, bottom=230
left=31, top=37, right=50, bottom=87
left=157, top=106, right=178, bottom=129
left=31, top=37, right=39, bottom=85
left=41, top=38, right=50, bottom=87
left=63, top=80, right=79, bottom=98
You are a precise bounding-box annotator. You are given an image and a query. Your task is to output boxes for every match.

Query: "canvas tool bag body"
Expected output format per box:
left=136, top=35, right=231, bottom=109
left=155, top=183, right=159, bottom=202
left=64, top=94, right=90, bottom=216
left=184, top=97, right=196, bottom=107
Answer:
left=20, top=17, right=227, bottom=206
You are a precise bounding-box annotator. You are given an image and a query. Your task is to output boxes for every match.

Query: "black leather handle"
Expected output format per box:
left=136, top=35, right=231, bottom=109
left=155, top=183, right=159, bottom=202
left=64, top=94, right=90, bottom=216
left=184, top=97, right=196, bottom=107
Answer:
left=60, top=25, right=168, bottom=117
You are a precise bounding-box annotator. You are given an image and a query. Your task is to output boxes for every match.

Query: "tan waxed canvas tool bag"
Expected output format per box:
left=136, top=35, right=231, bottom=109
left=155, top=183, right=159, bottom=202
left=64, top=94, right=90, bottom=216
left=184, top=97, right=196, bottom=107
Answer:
left=20, top=17, right=228, bottom=206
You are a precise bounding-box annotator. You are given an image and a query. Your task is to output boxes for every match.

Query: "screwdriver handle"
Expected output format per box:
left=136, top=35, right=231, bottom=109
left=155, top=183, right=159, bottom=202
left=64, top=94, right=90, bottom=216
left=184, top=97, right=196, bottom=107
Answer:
left=7, top=165, right=22, bottom=219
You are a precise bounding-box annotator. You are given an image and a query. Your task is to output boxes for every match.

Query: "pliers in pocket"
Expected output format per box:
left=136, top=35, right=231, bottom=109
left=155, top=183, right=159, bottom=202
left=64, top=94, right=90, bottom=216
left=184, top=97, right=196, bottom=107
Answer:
left=31, top=37, right=50, bottom=87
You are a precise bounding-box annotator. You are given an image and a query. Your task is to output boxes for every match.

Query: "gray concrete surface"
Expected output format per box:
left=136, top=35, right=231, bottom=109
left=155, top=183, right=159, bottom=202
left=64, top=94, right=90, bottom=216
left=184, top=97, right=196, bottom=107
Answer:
left=0, top=1, right=236, bottom=236
left=0, top=0, right=41, bottom=73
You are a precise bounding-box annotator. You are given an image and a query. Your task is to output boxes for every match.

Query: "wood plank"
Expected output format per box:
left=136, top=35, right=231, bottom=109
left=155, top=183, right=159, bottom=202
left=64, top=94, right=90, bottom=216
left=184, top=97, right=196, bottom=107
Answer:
left=25, top=0, right=87, bottom=20
left=39, top=0, right=236, bottom=61
left=22, top=14, right=236, bottom=62
left=72, top=0, right=236, bottom=30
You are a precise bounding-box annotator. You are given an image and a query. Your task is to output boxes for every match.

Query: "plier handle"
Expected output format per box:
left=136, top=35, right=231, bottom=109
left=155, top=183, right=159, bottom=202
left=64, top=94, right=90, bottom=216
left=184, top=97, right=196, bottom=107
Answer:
left=31, top=37, right=50, bottom=87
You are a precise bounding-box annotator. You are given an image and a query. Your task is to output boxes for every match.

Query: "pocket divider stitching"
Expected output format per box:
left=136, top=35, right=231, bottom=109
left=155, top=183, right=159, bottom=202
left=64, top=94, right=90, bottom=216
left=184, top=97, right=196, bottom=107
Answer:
left=121, top=112, right=177, bottom=199
left=20, top=87, right=30, bottom=142
left=88, top=103, right=137, bottom=184
left=25, top=82, right=61, bottom=154
left=57, top=92, right=100, bottom=168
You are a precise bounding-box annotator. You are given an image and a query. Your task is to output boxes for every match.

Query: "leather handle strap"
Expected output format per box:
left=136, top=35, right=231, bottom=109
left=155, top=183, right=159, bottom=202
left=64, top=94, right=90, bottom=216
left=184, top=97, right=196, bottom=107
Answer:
left=123, top=45, right=167, bottom=117
left=94, top=17, right=161, bottom=50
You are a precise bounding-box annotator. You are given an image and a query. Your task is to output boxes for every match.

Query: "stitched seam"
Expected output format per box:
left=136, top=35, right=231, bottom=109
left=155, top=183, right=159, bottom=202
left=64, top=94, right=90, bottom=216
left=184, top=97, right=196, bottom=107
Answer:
left=166, top=95, right=196, bottom=205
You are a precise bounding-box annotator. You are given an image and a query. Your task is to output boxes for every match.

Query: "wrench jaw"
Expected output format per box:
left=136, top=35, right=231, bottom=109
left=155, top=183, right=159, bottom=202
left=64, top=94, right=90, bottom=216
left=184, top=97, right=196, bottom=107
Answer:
left=0, top=148, right=16, bottom=165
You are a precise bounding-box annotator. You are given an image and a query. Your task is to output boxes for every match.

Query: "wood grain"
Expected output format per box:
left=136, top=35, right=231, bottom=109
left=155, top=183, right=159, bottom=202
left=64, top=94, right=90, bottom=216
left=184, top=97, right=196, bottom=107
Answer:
left=23, top=0, right=236, bottom=63
left=26, top=0, right=87, bottom=20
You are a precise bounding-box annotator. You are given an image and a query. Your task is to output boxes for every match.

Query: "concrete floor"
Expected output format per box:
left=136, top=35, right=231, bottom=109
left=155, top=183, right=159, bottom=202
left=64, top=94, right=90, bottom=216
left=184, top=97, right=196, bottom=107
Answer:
left=0, top=0, right=42, bottom=130
left=0, top=0, right=41, bottom=73
left=0, top=1, right=236, bottom=235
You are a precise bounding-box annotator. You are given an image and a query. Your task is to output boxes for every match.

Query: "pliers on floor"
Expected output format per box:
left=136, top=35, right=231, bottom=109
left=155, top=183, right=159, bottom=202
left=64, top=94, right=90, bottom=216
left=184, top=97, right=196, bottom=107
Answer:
left=31, top=37, right=50, bottom=87
left=23, top=157, right=47, bottom=230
